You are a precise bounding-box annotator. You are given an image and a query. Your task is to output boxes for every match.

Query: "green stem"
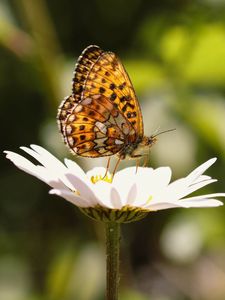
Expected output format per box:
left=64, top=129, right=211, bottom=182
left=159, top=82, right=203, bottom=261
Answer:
left=105, top=222, right=121, bottom=300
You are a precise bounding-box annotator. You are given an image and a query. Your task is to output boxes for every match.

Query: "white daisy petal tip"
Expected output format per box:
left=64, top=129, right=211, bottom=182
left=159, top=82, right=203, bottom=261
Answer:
left=203, top=157, right=217, bottom=170
left=30, top=144, right=43, bottom=151
left=209, top=157, right=217, bottom=163
left=4, top=145, right=225, bottom=223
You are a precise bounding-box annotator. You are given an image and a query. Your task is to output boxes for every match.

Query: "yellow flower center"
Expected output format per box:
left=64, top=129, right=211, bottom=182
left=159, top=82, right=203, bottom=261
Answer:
left=146, top=195, right=153, bottom=205
left=91, top=174, right=113, bottom=184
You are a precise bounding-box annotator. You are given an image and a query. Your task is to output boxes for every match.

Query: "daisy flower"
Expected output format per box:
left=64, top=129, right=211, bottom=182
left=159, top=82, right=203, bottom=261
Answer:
left=4, top=145, right=224, bottom=223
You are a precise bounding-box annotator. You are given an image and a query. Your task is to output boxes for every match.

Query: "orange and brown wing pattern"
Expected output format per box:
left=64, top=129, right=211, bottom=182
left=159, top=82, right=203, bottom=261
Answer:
left=57, top=45, right=143, bottom=158
left=72, top=45, right=104, bottom=103
left=58, top=46, right=103, bottom=135
left=58, top=95, right=76, bottom=139
left=63, top=94, right=133, bottom=157
left=72, top=45, right=144, bottom=139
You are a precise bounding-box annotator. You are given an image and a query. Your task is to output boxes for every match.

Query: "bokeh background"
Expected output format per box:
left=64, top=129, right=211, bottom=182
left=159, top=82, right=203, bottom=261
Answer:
left=1, top=0, right=225, bottom=299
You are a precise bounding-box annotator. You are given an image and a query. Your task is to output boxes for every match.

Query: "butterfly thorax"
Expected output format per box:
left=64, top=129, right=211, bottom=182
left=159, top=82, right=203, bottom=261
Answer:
left=118, top=136, right=157, bottom=160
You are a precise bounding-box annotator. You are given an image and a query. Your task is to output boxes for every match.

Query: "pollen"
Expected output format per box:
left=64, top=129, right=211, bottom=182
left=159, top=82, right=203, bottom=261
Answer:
left=91, top=173, right=113, bottom=184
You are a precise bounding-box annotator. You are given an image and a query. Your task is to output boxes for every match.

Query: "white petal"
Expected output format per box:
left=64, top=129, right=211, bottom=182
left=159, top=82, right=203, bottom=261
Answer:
left=92, top=181, right=114, bottom=208
left=31, top=165, right=73, bottom=190
left=114, top=166, right=138, bottom=179
left=49, top=189, right=91, bottom=207
left=34, top=166, right=66, bottom=189
left=23, top=145, right=66, bottom=171
left=165, top=178, right=187, bottom=198
left=65, top=174, right=98, bottom=206
left=147, top=197, right=223, bottom=210
left=20, top=146, right=78, bottom=191
left=5, top=150, right=76, bottom=192
left=195, top=175, right=212, bottom=182
left=64, top=158, right=86, bottom=178
left=118, top=166, right=156, bottom=181
left=181, top=179, right=217, bottom=198
left=91, top=180, right=124, bottom=209
left=86, top=167, right=108, bottom=180
left=181, top=193, right=225, bottom=201
left=166, top=179, right=218, bottom=202
left=163, top=159, right=217, bottom=202
left=163, top=177, right=216, bottom=202
left=150, top=167, right=172, bottom=186
left=178, top=198, right=223, bottom=208
left=5, top=147, right=224, bottom=215
left=147, top=201, right=184, bottom=211
left=126, top=183, right=138, bottom=206
left=44, top=167, right=78, bottom=192
left=133, top=167, right=172, bottom=207
left=134, top=189, right=153, bottom=207
left=29, top=147, right=80, bottom=189
left=5, top=151, right=40, bottom=175
left=112, top=167, right=137, bottom=206
left=186, top=157, right=217, bottom=184
left=137, top=167, right=171, bottom=193
left=110, top=187, right=123, bottom=209
left=117, top=167, right=171, bottom=207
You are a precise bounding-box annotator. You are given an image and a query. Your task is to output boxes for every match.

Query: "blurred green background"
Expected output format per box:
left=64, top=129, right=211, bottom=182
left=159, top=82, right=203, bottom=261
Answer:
left=1, top=0, right=225, bottom=299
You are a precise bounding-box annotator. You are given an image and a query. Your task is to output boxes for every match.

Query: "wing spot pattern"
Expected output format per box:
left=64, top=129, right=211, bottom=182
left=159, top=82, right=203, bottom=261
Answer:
left=57, top=45, right=144, bottom=158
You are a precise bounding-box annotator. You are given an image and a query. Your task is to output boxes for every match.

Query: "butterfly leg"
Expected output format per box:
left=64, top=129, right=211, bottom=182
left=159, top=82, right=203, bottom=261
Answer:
left=143, top=154, right=149, bottom=167
left=103, top=157, right=111, bottom=179
left=130, top=154, right=142, bottom=174
left=135, top=159, right=140, bottom=174
left=112, top=156, right=122, bottom=178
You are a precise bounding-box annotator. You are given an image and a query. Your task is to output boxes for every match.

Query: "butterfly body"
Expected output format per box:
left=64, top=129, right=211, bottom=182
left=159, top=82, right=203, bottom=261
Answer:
left=57, top=45, right=156, bottom=164
left=117, top=136, right=156, bottom=160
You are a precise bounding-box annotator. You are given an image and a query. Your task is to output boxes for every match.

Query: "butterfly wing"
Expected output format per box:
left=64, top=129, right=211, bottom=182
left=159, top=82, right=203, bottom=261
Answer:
left=60, top=94, right=135, bottom=157
left=58, top=46, right=103, bottom=134
left=72, top=45, right=144, bottom=139
left=58, top=45, right=143, bottom=157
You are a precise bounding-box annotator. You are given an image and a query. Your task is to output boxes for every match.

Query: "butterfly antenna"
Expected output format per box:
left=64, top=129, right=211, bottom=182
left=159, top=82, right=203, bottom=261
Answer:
left=152, top=126, right=161, bottom=136
left=152, top=128, right=176, bottom=138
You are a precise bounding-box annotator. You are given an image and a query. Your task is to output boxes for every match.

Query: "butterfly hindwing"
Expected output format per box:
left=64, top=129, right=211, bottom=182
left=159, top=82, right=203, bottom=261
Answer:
left=63, top=94, right=133, bottom=157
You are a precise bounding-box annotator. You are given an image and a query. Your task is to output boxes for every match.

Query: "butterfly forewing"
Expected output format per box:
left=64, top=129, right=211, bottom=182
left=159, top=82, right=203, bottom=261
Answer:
left=58, top=45, right=103, bottom=132
left=72, top=45, right=104, bottom=102
left=75, top=49, right=143, bottom=138
left=58, top=45, right=144, bottom=158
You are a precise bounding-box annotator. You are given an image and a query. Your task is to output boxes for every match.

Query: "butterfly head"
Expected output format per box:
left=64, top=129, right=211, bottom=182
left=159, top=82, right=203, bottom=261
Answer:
left=144, top=128, right=176, bottom=148
left=125, top=136, right=157, bottom=159
left=136, top=128, right=176, bottom=156
left=142, top=135, right=157, bottom=147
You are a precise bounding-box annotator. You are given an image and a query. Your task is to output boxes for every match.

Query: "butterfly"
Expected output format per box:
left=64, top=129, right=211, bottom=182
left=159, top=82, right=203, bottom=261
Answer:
left=57, top=45, right=162, bottom=175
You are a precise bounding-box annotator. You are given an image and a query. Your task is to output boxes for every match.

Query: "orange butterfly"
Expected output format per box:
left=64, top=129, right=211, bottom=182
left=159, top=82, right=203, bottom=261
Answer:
left=58, top=45, right=161, bottom=174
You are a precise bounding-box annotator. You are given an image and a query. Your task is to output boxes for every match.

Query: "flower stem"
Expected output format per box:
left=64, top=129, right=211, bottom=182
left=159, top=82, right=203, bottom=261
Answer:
left=105, top=221, right=121, bottom=300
